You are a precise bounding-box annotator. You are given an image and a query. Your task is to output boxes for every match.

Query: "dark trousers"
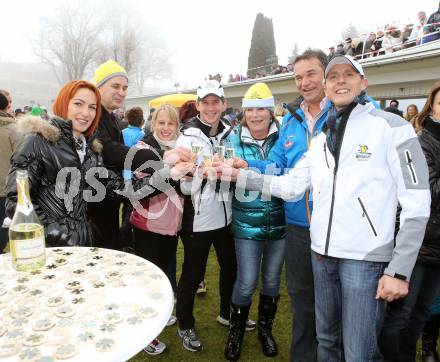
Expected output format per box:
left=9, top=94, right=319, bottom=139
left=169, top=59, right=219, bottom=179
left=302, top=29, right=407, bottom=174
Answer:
left=119, top=201, right=134, bottom=252
left=0, top=197, right=7, bottom=253
left=168, top=249, right=177, bottom=292
left=422, top=313, right=440, bottom=349
left=285, top=224, right=317, bottom=362
left=133, top=227, right=178, bottom=286
left=88, top=197, right=121, bottom=250
left=176, top=226, right=237, bottom=330
left=380, top=263, right=440, bottom=361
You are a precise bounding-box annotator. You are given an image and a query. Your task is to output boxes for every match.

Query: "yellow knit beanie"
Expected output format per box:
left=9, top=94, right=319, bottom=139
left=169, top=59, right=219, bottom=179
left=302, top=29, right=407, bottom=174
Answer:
left=242, top=83, right=274, bottom=109
left=93, top=60, right=128, bottom=88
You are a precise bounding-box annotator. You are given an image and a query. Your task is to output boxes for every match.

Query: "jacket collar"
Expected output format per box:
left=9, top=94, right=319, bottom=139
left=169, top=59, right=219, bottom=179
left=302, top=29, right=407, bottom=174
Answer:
left=0, top=111, right=14, bottom=126
left=142, top=132, right=161, bottom=150
left=239, top=122, right=279, bottom=144
left=181, top=116, right=227, bottom=138
left=101, top=106, right=111, bottom=120
left=321, top=102, right=375, bottom=134
left=423, top=117, right=440, bottom=142
left=16, top=115, right=102, bottom=153
left=286, top=96, right=331, bottom=127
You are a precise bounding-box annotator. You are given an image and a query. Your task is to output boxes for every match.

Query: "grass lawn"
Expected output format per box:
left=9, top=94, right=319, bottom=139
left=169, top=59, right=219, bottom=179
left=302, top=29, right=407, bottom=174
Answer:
left=129, top=240, right=428, bottom=362
left=129, top=240, right=292, bottom=362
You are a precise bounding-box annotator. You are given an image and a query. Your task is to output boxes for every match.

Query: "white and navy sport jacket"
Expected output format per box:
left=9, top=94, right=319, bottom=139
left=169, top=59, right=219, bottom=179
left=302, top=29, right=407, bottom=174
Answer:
left=244, top=103, right=430, bottom=281
left=176, top=117, right=234, bottom=232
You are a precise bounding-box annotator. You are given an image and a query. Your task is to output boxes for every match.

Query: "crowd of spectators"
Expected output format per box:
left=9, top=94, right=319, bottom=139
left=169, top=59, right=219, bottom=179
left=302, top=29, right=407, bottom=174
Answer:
left=227, top=63, right=294, bottom=83
left=8, top=104, right=50, bottom=121
left=327, top=6, right=440, bottom=60
left=219, top=4, right=440, bottom=84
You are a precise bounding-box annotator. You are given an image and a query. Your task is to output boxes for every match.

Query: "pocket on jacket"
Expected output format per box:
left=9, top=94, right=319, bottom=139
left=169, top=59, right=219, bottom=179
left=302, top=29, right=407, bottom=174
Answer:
left=357, top=197, right=378, bottom=238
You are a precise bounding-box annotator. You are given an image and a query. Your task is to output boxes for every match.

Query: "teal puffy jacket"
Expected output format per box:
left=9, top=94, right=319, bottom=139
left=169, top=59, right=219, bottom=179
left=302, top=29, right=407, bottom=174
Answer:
left=228, top=123, right=285, bottom=241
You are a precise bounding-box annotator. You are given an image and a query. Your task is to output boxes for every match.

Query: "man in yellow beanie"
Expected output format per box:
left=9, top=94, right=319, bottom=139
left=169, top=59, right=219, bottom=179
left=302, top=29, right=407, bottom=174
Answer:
left=89, top=60, right=191, bottom=250
left=93, top=60, right=128, bottom=89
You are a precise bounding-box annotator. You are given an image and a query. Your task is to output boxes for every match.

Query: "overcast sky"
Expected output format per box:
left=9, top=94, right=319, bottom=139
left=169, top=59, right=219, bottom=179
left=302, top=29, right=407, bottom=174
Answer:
left=1, top=0, right=437, bottom=90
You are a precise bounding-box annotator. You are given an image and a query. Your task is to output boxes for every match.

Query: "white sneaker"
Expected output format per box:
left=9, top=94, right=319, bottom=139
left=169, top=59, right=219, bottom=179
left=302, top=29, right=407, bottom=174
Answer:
left=144, top=338, right=166, bottom=355
left=196, top=280, right=207, bottom=294
left=216, top=315, right=256, bottom=331
left=166, top=315, right=177, bottom=327
left=178, top=328, right=203, bottom=352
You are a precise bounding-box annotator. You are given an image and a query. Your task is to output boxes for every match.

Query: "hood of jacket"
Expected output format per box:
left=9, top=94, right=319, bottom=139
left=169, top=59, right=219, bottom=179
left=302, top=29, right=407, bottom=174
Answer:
left=0, top=111, right=15, bottom=127
left=17, top=115, right=103, bottom=154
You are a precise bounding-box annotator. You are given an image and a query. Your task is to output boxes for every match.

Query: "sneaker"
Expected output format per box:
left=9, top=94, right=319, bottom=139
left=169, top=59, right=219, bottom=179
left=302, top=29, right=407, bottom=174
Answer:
left=178, top=328, right=203, bottom=352
left=144, top=338, right=166, bottom=355
left=216, top=314, right=256, bottom=331
left=196, top=280, right=207, bottom=294
left=166, top=315, right=177, bottom=327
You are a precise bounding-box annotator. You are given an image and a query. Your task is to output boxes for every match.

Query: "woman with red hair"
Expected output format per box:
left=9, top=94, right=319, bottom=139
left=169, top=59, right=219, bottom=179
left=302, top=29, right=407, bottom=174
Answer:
left=4, top=80, right=154, bottom=246
left=179, top=100, right=198, bottom=125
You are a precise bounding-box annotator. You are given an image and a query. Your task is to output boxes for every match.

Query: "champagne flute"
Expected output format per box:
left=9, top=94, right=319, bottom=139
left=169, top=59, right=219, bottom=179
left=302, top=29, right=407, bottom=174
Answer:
left=225, top=147, right=235, bottom=159
left=203, top=154, right=213, bottom=167
left=225, top=147, right=235, bottom=166
left=214, top=145, right=225, bottom=161
left=191, top=142, right=203, bottom=164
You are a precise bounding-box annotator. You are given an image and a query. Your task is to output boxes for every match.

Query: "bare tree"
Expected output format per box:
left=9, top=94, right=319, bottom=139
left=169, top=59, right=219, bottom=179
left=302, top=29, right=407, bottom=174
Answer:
left=132, top=31, right=172, bottom=95
left=33, top=1, right=102, bottom=84
left=95, top=6, right=172, bottom=95
left=341, top=23, right=360, bottom=40
left=34, top=1, right=172, bottom=94
left=95, top=10, right=143, bottom=74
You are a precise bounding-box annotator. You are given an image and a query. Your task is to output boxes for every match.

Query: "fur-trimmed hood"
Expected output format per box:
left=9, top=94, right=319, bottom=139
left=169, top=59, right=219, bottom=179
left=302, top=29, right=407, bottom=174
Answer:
left=0, top=111, right=15, bottom=127
left=17, top=115, right=102, bottom=154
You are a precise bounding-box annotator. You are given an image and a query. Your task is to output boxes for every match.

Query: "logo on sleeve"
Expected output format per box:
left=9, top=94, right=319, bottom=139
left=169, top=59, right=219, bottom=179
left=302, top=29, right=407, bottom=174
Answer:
left=284, top=140, right=293, bottom=148
left=355, top=145, right=372, bottom=161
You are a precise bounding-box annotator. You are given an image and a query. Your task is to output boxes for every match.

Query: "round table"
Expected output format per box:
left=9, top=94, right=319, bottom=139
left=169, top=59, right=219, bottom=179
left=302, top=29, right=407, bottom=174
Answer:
left=0, top=247, right=173, bottom=361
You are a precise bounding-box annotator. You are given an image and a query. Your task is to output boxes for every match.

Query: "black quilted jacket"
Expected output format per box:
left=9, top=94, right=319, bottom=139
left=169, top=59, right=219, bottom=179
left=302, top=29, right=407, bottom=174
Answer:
left=417, top=116, right=440, bottom=266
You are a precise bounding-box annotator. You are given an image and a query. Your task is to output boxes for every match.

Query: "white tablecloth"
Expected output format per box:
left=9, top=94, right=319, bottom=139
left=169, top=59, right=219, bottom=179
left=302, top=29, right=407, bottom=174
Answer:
left=0, top=247, right=173, bottom=361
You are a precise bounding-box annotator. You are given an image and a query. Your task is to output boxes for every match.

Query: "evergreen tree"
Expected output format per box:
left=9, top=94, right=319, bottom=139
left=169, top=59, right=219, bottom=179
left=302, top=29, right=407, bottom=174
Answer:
left=287, top=43, right=300, bottom=64
left=247, top=13, right=278, bottom=78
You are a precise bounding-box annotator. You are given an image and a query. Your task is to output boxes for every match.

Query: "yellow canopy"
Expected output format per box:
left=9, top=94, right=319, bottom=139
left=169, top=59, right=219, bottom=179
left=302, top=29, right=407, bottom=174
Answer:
left=148, top=93, right=197, bottom=108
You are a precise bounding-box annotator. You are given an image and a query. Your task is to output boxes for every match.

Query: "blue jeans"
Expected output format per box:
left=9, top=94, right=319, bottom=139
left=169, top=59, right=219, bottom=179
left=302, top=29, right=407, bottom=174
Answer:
left=232, top=238, right=285, bottom=306
left=312, top=252, right=386, bottom=362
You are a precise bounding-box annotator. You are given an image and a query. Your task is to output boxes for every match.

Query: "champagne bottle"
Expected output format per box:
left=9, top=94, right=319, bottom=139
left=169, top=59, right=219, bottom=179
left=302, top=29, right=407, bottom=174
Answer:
left=8, top=169, right=46, bottom=271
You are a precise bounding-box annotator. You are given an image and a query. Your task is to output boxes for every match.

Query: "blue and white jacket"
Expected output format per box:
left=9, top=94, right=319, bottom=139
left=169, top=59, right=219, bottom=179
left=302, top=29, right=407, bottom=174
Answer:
left=247, top=100, right=331, bottom=228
